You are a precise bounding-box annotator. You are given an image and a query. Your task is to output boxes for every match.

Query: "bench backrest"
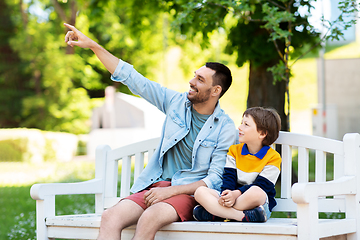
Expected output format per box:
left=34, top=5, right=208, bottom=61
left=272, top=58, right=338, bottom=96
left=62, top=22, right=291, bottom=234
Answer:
left=272, top=131, right=345, bottom=213
left=95, top=131, right=351, bottom=213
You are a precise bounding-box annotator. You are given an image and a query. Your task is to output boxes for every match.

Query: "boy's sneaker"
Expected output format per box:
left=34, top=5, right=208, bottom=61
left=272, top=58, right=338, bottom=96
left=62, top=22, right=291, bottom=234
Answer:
left=193, top=205, right=225, bottom=222
left=242, top=205, right=268, bottom=222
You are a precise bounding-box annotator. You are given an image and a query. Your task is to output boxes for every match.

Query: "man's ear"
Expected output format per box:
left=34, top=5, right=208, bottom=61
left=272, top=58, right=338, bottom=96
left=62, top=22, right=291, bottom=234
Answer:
left=212, top=85, right=222, bottom=97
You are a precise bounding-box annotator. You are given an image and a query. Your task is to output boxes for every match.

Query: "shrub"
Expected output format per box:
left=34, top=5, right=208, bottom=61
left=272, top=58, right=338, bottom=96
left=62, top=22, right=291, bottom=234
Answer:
left=0, top=139, right=28, bottom=162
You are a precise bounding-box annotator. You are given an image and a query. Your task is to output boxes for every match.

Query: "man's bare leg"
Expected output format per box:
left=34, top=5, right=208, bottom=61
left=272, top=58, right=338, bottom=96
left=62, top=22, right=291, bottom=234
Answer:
left=132, top=202, right=180, bottom=240
left=97, top=199, right=144, bottom=240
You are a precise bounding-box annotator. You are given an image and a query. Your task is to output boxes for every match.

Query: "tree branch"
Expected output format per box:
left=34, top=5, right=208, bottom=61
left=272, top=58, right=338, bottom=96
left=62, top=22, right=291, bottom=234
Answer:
left=19, top=0, right=28, bottom=29
left=267, top=29, right=285, bottom=62
left=51, top=0, right=67, bottom=22
left=267, top=0, right=286, bottom=10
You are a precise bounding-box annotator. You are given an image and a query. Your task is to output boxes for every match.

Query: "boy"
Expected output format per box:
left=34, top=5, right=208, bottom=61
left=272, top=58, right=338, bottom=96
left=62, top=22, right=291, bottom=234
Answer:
left=193, top=107, right=281, bottom=222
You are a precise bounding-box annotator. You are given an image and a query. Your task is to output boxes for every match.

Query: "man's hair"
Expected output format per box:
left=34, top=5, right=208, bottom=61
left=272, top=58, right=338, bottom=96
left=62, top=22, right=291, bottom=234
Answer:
left=205, top=62, right=232, bottom=98
left=243, top=107, right=281, bottom=146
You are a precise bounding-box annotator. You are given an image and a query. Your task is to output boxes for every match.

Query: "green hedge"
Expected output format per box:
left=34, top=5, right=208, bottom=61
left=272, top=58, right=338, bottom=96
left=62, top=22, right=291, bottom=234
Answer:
left=0, top=139, right=28, bottom=162
left=0, top=129, right=81, bottom=162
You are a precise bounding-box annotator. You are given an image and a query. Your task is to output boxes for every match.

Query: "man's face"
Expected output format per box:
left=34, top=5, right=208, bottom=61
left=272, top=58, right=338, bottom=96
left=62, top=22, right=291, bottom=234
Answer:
left=188, top=66, right=216, bottom=104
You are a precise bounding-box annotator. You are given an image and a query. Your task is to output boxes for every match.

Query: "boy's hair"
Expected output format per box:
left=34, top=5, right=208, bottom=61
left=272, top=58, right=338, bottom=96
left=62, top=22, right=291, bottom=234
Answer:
left=243, top=107, right=281, bottom=146
left=205, top=62, right=232, bottom=99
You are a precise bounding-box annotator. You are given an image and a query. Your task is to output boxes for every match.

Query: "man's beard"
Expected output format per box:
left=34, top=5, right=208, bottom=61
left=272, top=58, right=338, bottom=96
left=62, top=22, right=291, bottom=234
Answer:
left=188, top=87, right=212, bottom=104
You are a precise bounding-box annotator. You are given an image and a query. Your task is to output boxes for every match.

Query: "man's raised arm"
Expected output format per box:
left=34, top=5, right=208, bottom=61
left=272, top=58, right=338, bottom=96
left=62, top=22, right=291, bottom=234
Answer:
left=64, top=23, right=119, bottom=74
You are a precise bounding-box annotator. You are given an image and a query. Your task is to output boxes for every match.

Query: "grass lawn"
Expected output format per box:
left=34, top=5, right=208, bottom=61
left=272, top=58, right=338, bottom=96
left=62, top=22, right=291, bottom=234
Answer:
left=0, top=161, right=96, bottom=240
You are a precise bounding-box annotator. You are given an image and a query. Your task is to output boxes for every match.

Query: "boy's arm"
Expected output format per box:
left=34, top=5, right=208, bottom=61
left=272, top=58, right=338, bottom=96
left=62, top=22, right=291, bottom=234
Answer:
left=221, top=166, right=238, bottom=192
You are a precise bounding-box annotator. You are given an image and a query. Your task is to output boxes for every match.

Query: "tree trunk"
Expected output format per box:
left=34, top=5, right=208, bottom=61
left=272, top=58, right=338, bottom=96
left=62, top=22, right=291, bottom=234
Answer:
left=247, top=60, right=298, bottom=184
left=247, top=59, right=288, bottom=131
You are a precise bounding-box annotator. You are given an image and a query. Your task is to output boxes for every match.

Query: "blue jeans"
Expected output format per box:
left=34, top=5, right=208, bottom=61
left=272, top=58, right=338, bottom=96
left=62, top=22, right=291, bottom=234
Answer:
left=263, top=199, right=272, bottom=219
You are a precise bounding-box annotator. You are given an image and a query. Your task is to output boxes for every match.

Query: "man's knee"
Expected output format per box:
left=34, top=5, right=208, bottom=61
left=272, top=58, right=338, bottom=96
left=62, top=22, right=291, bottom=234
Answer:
left=138, top=203, right=179, bottom=225
left=100, top=207, right=116, bottom=223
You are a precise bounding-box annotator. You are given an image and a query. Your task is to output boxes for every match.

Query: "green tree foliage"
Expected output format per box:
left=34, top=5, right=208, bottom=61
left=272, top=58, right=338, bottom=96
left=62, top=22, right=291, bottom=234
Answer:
left=0, top=0, right=168, bottom=134
left=163, top=0, right=359, bottom=131
left=0, top=0, right=33, bottom=128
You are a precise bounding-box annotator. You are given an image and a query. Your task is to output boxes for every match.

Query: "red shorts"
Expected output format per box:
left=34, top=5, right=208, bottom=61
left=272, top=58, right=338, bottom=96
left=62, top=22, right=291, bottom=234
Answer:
left=124, top=181, right=197, bottom=222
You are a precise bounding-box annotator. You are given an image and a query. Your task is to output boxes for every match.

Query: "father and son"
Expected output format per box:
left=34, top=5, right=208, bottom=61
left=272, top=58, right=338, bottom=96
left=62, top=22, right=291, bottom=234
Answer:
left=64, top=23, right=282, bottom=240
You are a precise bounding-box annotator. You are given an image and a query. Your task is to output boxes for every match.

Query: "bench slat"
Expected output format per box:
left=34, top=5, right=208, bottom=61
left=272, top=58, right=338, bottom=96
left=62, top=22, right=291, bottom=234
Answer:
left=120, top=156, right=132, bottom=198
left=134, top=152, right=145, bottom=181
left=280, top=144, right=292, bottom=199
left=315, top=150, right=326, bottom=183
left=298, top=147, right=309, bottom=183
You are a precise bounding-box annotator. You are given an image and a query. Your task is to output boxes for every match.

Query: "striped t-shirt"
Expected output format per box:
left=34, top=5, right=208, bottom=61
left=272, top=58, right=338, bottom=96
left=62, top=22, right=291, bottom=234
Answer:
left=221, top=143, right=281, bottom=211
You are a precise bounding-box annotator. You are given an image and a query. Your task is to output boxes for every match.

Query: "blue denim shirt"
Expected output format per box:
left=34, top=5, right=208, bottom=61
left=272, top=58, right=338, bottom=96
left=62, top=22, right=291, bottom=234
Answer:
left=111, top=60, right=236, bottom=193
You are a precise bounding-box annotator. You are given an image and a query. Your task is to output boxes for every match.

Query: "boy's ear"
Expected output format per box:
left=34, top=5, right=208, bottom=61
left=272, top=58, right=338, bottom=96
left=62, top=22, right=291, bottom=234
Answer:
left=259, top=130, right=267, bottom=140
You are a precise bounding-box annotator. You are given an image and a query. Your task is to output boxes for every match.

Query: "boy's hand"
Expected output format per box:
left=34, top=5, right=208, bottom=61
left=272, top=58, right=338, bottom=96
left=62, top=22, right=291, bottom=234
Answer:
left=64, top=23, right=96, bottom=49
left=219, top=190, right=241, bottom=207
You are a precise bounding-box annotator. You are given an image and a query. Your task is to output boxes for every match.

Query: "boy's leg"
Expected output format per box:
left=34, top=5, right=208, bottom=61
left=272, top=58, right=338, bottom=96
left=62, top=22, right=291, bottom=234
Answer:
left=233, top=186, right=269, bottom=222
left=194, top=186, right=268, bottom=222
left=97, top=199, right=144, bottom=240
left=194, top=186, right=243, bottom=221
left=232, top=186, right=267, bottom=211
left=194, top=186, right=220, bottom=205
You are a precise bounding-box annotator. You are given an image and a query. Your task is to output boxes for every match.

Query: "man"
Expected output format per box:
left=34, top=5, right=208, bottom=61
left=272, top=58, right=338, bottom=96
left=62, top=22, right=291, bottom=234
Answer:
left=64, top=23, right=236, bottom=240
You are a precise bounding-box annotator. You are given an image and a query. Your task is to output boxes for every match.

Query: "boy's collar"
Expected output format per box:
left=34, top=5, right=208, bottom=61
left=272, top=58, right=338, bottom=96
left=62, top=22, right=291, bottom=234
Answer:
left=241, top=144, right=270, bottom=159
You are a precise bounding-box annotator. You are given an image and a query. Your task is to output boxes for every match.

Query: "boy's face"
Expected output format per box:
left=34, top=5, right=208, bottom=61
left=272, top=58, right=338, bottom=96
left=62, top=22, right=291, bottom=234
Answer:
left=238, top=114, right=263, bottom=145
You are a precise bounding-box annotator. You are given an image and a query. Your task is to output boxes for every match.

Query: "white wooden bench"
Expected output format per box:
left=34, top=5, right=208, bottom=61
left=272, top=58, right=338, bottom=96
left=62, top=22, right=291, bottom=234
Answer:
left=30, top=131, right=360, bottom=240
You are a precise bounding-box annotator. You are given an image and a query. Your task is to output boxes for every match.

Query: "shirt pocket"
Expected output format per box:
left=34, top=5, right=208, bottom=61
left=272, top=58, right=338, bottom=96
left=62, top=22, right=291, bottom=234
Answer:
left=195, top=140, right=217, bottom=168
left=164, top=110, right=185, bottom=139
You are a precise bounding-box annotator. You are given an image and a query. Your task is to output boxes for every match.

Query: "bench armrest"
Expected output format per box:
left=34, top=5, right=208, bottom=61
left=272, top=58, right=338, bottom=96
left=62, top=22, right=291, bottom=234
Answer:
left=292, top=176, right=356, bottom=204
left=30, top=179, right=103, bottom=200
